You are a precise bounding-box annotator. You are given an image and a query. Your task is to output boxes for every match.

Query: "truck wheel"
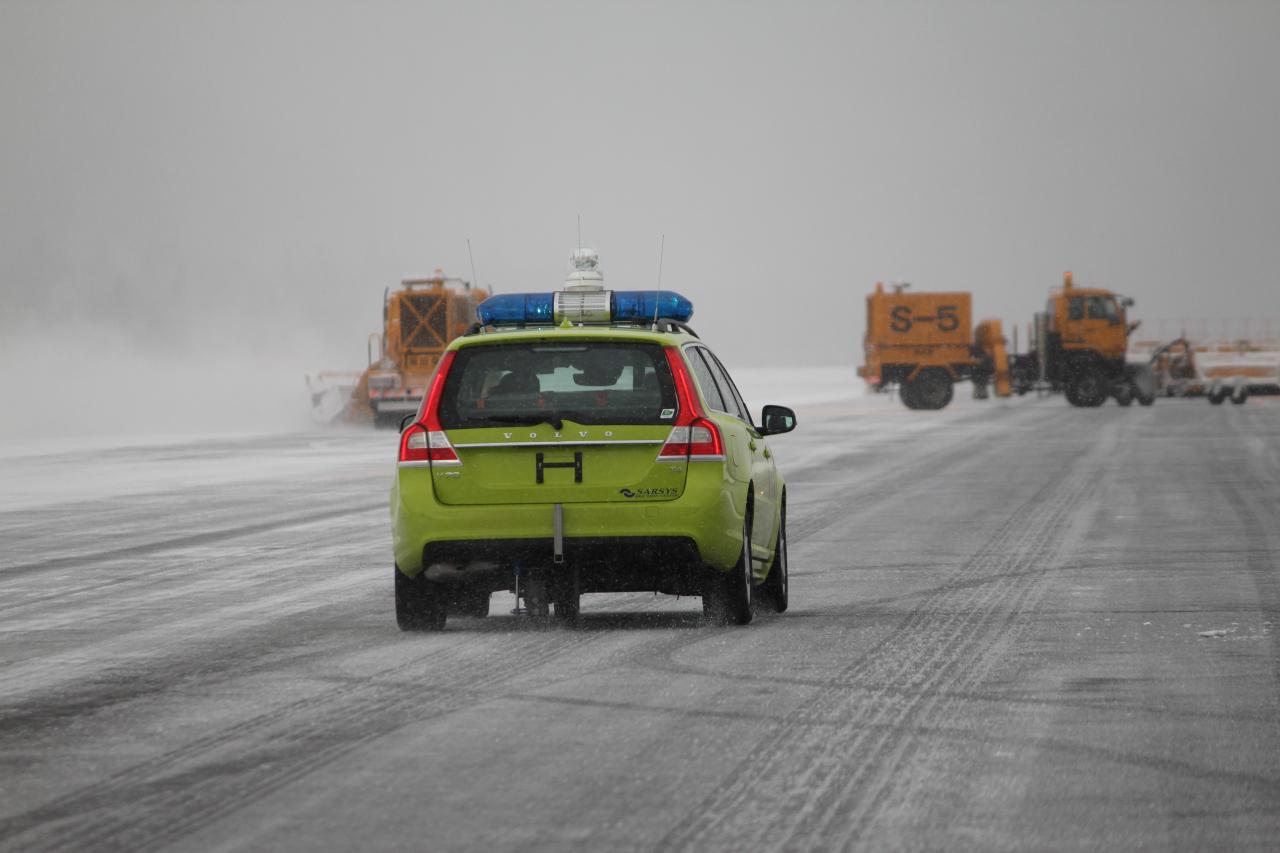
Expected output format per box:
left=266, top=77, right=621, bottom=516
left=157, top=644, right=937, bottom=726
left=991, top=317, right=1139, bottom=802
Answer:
left=1137, top=391, right=1156, bottom=406
left=907, top=369, right=953, bottom=410
left=704, top=519, right=753, bottom=626
left=758, top=505, right=789, bottom=614
left=1067, top=371, right=1107, bottom=407
left=1114, top=384, right=1134, bottom=407
left=899, top=382, right=920, bottom=410
left=1208, top=389, right=1227, bottom=405
left=1231, top=387, right=1249, bottom=405
left=395, top=565, right=447, bottom=631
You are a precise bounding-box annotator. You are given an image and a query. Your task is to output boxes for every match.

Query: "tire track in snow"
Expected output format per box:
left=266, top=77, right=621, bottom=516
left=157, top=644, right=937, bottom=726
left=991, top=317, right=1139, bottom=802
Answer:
left=784, top=402, right=1058, bottom=544
left=0, top=502, right=386, bottom=580
left=0, top=597, right=684, bottom=853
left=1214, top=411, right=1280, bottom=678
left=658, top=420, right=1113, bottom=851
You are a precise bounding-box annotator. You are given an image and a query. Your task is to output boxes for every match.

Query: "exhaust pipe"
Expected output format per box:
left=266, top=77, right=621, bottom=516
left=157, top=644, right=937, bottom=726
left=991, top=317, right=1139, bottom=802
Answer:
left=423, top=560, right=502, bottom=582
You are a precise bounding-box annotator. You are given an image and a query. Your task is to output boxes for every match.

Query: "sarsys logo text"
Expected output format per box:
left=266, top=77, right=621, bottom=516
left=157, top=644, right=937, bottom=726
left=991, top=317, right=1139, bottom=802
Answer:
left=619, top=487, right=680, bottom=499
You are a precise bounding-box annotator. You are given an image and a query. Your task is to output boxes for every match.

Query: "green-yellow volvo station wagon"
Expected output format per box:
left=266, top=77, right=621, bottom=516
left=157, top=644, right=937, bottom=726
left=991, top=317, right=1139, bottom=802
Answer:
left=391, top=250, right=796, bottom=630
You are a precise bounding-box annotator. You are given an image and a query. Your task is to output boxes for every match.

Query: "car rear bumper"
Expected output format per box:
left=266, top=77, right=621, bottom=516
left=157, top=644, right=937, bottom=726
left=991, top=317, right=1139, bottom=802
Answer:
left=412, top=535, right=707, bottom=596
left=391, top=462, right=746, bottom=580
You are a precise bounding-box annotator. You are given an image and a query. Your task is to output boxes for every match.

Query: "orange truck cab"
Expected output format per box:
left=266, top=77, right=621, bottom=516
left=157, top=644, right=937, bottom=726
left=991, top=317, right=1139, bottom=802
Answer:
left=1010, top=272, right=1153, bottom=407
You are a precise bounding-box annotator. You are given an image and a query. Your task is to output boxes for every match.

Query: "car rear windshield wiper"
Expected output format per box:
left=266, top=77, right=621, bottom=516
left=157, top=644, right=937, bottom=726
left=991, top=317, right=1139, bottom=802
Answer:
left=471, top=414, right=565, bottom=430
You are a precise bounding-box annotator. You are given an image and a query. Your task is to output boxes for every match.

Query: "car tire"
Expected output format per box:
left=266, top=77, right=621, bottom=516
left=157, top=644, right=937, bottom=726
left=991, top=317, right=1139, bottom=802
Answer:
left=396, top=565, right=446, bottom=631
left=758, top=503, right=789, bottom=614
left=705, top=518, right=754, bottom=626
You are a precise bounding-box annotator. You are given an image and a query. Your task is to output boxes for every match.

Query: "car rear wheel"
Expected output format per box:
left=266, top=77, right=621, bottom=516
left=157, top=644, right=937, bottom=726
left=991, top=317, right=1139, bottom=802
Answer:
left=758, top=505, right=789, bottom=613
left=705, top=519, right=753, bottom=626
left=396, top=565, right=446, bottom=631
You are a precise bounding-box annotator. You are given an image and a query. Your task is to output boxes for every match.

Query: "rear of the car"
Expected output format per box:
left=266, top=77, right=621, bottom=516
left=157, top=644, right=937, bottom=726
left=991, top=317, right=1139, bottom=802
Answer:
left=391, top=328, right=748, bottom=619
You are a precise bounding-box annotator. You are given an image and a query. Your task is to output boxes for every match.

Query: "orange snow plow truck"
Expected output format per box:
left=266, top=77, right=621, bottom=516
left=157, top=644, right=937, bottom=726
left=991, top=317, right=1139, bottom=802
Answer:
left=308, top=273, right=489, bottom=427
left=858, top=282, right=1011, bottom=410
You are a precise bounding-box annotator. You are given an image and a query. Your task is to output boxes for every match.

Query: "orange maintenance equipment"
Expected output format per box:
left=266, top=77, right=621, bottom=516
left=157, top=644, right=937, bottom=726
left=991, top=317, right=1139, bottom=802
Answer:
left=974, top=318, right=1013, bottom=398
left=858, top=282, right=1010, bottom=409
left=308, top=272, right=489, bottom=427
left=1008, top=272, right=1153, bottom=406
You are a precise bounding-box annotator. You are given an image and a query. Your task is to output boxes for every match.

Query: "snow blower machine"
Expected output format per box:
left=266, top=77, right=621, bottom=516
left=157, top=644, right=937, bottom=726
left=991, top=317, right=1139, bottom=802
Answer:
left=308, top=273, right=489, bottom=428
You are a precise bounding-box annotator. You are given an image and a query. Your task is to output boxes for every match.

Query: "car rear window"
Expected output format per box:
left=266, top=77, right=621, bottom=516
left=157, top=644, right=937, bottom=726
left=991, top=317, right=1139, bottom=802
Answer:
left=438, top=341, right=679, bottom=428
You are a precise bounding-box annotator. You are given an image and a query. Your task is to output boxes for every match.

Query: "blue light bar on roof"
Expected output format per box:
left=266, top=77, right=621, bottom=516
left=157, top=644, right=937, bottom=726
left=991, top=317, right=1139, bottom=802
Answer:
left=477, top=289, right=693, bottom=326
left=612, top=291, right=694, bottom=323
left=476, top=293, right=554, bottom=326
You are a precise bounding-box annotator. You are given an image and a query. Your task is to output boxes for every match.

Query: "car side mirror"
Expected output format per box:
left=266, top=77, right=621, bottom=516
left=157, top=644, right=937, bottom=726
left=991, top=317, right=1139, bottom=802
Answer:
left=399, top=414, right=417, bottom=432
left=1122, top=297, right=1135, bottom=308
left=759, top=404, right=796, bottom=436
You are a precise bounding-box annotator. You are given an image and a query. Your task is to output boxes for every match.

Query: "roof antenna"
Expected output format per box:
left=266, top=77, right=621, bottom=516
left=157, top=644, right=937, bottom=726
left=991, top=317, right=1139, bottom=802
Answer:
left=651, top=234, right=665, bottom=331
left=577, top=214, right=582, bottom=253
left=466, top=238, right=479, bottom=293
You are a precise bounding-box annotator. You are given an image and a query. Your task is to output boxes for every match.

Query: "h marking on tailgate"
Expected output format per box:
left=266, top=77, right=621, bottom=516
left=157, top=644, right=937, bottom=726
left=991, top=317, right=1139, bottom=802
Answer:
left=536, top=452, right=583, bottom=484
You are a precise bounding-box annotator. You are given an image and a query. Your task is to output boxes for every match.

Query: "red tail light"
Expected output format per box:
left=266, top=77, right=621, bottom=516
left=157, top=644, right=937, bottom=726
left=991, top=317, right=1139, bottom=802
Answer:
left=399, top=352, right=461, bottom=467
left=658, top=348, right=726, bottom=461
left=657, top=418, right=725, bottom=459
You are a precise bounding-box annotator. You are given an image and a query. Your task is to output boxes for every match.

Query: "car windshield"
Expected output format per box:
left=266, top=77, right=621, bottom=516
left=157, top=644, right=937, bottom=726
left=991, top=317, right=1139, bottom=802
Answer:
left=438, top=341, right=679, bottom=428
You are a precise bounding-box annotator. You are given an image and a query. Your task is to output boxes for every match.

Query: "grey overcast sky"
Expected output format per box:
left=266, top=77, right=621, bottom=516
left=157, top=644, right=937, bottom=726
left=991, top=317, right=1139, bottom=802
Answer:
left=2, top=0, right=1278, bottom=428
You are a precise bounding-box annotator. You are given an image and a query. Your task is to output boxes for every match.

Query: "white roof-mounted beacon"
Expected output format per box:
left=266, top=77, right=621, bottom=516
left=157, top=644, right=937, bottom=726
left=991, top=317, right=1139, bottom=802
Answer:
left=558, top=248, right=610, bottom=323
left=564, top=248, right=604, bottom=290
left=474, top=248, right=695, bottom=328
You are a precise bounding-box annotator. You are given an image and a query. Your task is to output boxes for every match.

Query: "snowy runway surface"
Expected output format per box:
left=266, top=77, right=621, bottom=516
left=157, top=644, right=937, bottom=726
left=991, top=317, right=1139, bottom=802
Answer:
left=3, top=391, right=1280, bottom=851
